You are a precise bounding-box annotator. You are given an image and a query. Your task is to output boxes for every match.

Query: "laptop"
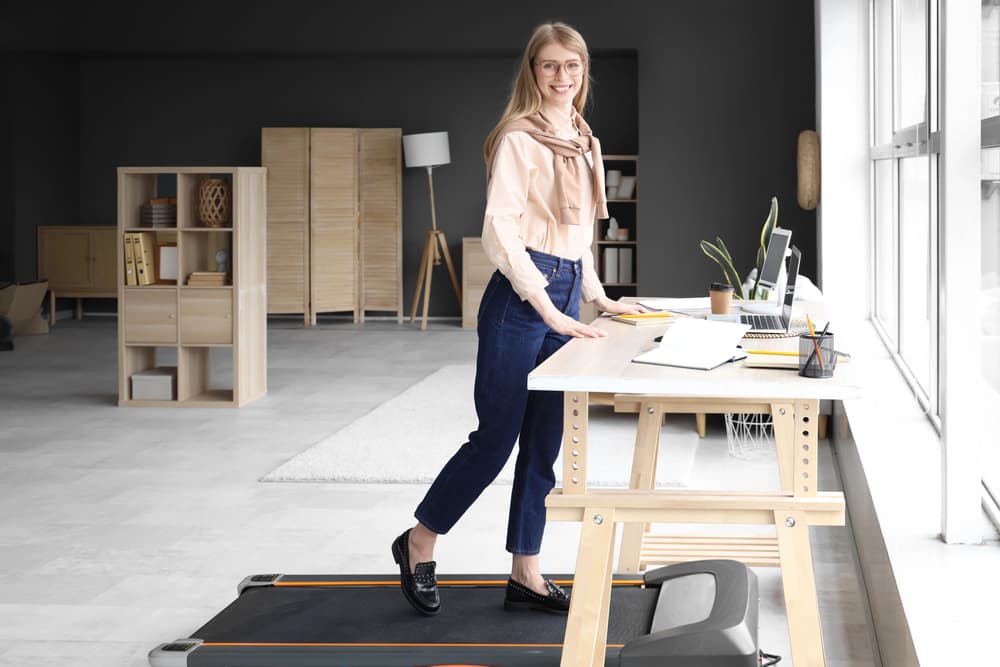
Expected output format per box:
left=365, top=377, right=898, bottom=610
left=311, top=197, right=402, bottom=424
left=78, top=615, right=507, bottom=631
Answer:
left=739, top=245, right=801, bottom=334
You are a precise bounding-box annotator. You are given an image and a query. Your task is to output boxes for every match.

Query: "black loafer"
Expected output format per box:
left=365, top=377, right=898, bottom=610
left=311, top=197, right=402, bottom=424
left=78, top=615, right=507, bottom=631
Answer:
left=391, top=529, right=440, bottom=615
left=504, top=577, right=570, bottom=615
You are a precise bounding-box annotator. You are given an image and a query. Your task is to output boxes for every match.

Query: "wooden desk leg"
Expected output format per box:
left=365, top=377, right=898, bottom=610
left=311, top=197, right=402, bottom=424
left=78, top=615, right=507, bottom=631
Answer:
left=561, top=507, right=617, bottom=667
left=775, top=509, right=826, bottom=667
left=619, top=401, right=662, bottom=573
left=770, top=402, right=795, bottom=494
left=49, top=291, right=56, bottom=327
left=75, top=298, right=82, bottom=320
left=695, top=412, right=706, bottom=438
left=563, top=392, right=589, bottom=495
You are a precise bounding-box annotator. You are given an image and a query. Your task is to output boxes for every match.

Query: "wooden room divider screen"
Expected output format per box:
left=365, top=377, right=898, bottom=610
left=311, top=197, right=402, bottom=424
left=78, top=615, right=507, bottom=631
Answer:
left=261, top=127, right=402, bottom=326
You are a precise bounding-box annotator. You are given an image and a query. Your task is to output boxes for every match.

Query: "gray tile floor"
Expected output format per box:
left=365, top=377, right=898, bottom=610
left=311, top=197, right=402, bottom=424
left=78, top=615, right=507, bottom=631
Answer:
left=0, top=317, right=879, bottom=666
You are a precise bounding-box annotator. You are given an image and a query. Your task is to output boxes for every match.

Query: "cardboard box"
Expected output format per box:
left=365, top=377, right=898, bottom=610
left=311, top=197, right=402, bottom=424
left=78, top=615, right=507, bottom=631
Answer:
left=0, top=280, right=49, bottom=335
left=131, top=367, right=177, bottom=401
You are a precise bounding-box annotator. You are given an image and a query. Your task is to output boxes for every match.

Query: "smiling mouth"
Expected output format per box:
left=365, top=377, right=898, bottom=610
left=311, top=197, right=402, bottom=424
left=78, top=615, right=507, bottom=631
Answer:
left=550, top=85, right=574, bottom=94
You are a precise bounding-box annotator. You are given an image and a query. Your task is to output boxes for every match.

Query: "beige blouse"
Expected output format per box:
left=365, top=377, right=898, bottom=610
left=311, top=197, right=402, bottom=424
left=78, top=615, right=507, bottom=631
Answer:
left=481, top=112, right=605, bottom=304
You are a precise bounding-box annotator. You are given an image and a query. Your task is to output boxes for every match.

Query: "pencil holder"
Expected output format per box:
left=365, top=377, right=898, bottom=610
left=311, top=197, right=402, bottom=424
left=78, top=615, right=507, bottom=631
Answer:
left=798, top=332, right=836, bottom=378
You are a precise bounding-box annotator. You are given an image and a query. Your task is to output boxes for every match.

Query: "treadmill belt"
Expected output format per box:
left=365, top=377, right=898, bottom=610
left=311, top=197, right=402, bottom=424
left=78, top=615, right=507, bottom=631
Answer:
left=195, top=582, right=659, bottom=645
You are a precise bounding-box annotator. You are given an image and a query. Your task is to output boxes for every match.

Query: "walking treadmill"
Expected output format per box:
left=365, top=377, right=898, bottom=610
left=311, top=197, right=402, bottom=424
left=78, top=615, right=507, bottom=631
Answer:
left=149, top=559, right=758, bottom=667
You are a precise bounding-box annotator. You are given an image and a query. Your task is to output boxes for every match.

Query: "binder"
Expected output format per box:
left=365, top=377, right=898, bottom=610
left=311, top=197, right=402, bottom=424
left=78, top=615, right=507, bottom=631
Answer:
left=134, top=232, right=156, bottom=285
left=603, top=248, right=619, bottom=284
left=131, top=233, right=147, bottom=285
left=123, top=234, right=137, bottom=286
left=618, top=247, right=633, bottom=284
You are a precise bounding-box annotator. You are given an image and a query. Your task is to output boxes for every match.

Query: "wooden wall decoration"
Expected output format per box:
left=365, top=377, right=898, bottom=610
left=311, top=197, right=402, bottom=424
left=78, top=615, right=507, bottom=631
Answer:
left=797, top=130, right=820, bottom=211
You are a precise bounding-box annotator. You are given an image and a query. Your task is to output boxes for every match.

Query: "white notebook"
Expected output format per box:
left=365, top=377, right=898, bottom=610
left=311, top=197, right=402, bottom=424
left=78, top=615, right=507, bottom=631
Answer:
left=632, top=318, right=750, bottom=370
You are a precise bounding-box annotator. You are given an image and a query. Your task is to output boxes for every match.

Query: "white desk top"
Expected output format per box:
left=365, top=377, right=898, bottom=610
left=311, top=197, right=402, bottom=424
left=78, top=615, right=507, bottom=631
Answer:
left=527, top=314, right=862, bottom=401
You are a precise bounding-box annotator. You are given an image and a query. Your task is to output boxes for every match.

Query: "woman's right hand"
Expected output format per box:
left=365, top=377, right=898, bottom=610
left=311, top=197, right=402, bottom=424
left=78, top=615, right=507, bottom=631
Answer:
left=528, top=292, right=606, bottom=338
left=543, top=310, right=607, bottom=338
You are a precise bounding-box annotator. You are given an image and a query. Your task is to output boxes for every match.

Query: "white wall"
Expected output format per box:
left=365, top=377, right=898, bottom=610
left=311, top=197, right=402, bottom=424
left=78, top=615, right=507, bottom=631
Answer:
left=816, top=0, right=871, bottom=318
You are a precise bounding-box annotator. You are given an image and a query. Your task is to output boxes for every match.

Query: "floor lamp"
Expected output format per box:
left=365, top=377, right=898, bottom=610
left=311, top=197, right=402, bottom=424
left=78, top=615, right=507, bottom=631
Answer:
left=403, top=131, right=462, bottom=330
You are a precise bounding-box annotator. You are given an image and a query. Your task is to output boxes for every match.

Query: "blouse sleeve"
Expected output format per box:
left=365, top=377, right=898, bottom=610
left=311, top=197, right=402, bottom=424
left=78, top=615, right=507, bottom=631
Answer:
left=580, top=241, right=606, bottom=303
left=480, top=133, right=550, bottom=302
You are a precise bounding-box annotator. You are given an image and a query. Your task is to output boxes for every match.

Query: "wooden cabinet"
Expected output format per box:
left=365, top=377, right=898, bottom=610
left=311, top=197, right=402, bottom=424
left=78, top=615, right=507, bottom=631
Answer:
left=262, top=127, right=402, bottom=326
left=37, top=226, right=118, bottom=325
left=116, top=167, right=267, bottom=407
left=462, top=237, right=495, bottom=329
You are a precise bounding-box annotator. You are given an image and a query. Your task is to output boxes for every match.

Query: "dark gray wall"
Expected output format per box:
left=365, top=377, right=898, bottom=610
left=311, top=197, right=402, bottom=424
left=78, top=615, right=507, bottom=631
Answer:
left=1, top=0, right=815, bottom=313
left=74, top=53, right=636, bottom=315
left=638, top=3, right=816, bottom=296
left=0, top=56, right=13, bottom=282
left=1, top=55, right=79, bottom=283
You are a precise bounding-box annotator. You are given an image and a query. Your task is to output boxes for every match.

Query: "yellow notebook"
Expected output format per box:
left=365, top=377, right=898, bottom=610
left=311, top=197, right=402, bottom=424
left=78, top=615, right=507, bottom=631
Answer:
left=611, top=313, right=675, bottom=326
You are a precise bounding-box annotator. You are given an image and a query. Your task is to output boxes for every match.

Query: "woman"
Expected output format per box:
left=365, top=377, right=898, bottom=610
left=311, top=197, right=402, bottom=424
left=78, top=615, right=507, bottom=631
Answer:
left=392, top=22, right=643, bottom=616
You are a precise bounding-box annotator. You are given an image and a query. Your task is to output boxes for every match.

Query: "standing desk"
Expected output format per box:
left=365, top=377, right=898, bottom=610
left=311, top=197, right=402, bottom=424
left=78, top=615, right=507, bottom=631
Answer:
left=527, top=316, right=861, bottom=667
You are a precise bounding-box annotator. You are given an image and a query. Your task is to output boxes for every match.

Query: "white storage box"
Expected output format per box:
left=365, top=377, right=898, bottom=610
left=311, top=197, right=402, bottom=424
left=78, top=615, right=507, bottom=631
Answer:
left=131, top=367, right=177, bottom=401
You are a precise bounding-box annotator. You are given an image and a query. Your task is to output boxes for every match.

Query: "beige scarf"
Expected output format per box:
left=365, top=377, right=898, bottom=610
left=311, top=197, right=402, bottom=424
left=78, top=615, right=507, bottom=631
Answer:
left=487, top=110, right=608, bottom=226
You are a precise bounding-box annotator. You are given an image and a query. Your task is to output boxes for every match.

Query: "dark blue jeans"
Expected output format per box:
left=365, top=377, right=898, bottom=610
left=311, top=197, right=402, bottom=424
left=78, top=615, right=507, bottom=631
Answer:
left=415, top=249, right=582, bottom=555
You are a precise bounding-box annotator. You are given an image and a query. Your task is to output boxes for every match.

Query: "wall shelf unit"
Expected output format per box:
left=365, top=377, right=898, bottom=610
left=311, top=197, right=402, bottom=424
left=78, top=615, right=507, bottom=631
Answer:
left=581, top=154, right=638, bottom=322
left=116, top=167, right=267, bottom=408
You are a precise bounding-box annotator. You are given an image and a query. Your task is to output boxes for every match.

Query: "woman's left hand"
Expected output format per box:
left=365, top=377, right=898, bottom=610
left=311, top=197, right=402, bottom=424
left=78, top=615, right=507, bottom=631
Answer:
left=595, top=297, right=645, bottom=316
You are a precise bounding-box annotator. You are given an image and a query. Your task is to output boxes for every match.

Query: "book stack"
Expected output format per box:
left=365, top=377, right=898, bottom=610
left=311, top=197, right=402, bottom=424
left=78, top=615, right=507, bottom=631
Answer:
left=187, top=272, right=229, bottom=287
left=140, top=198, right=177, bottom=228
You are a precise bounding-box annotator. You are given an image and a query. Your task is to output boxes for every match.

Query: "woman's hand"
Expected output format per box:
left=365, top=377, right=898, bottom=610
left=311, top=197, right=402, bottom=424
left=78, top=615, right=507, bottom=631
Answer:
left=542, top=309, right=607, bottom=338
left=594, top=296, right=646, bottom=316
left=527, top=292, right=606, bottom=338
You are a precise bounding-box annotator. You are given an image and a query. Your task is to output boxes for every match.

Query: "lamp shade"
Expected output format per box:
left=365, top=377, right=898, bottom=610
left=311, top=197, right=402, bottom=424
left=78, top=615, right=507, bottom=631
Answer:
left=402, top=131, right=451, bottom=168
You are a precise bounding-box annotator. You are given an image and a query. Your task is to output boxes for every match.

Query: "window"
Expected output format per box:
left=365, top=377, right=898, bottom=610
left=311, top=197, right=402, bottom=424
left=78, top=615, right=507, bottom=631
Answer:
left=871, top=0, right=937, bottom=407
left=982, top=5, right=1000, bottom=508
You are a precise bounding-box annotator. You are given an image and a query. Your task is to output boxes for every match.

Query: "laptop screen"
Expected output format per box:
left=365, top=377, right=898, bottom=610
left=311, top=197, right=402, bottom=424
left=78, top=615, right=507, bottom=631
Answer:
left=782, top=246, right=802, bottom=325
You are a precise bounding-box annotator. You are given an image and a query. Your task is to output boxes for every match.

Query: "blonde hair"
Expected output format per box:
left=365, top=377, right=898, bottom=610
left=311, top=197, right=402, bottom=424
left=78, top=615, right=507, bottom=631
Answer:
left=483, top=22, right=592, bottom=163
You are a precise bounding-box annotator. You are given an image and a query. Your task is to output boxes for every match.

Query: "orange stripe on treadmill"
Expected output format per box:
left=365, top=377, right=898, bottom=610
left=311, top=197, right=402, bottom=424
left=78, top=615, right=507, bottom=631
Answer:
left=202, top=642, right=626, bottom=648
left=272, top=579, right=645, bottom=587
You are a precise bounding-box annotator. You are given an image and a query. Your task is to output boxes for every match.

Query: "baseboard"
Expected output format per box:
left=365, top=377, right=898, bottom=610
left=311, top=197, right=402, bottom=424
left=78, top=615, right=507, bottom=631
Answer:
left=833, top=401, right=919, bottom=666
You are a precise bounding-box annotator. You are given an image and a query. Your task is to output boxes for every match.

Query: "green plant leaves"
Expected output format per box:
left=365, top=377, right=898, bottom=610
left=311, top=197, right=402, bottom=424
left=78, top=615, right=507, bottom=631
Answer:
left=699, top=237, right=744, bottom=300
left=759, top=196, right=779, bottom=253
left=700, top=196, right=779, bottom=302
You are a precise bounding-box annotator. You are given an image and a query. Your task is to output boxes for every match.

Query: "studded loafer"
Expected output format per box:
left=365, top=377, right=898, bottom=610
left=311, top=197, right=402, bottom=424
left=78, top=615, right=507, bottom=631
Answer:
left=391, top=529, right=440, bottom=615
left=503, top=577, right=570, bottom=615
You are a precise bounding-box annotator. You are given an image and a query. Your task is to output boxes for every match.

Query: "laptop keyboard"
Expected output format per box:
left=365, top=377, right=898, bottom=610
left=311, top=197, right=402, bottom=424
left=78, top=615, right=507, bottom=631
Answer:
left=741, top=313, right=783, bottom=330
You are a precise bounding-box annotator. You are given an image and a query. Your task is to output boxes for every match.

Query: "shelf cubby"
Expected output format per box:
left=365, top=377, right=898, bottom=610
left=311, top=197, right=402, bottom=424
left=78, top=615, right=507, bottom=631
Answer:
left=178, top=346, right=233, bottom=405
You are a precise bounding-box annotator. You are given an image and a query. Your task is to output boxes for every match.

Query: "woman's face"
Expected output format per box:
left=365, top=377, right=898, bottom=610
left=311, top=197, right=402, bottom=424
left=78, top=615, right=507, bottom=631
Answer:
left=533, top=41, right=585, bottom=109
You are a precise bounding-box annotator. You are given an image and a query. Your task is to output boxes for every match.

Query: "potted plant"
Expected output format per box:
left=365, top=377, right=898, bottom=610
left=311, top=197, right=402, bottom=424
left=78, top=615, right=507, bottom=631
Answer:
left=699, top=197, right=779, bottom=300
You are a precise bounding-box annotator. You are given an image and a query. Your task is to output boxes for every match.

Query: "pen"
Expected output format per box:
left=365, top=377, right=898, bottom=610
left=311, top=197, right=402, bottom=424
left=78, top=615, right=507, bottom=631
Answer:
left=816, top=321, right=831, bottom=369
left=805, top=314, right=823, bottom=370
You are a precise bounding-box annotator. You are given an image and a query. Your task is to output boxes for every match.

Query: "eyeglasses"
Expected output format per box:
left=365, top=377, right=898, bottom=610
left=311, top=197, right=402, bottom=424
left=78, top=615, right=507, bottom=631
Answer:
left=535, top=60, right=584, bottom=77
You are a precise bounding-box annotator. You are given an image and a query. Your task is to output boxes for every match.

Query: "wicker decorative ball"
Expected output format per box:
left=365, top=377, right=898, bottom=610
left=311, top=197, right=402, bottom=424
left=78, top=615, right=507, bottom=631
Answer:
left=198, top=178, right=231, bottom=227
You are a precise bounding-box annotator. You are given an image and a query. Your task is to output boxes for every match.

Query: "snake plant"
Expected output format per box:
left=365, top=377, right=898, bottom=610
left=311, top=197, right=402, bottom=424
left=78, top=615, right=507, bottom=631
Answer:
left=700, top=197, right=779, bottom=300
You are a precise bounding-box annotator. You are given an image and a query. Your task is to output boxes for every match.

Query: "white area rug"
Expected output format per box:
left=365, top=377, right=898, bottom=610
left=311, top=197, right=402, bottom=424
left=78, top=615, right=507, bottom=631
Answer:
left=263, top=365, right=700, bottom=487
